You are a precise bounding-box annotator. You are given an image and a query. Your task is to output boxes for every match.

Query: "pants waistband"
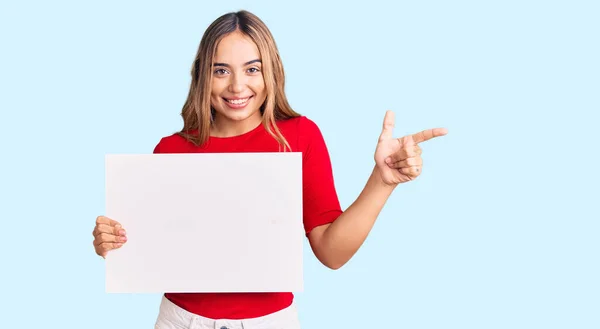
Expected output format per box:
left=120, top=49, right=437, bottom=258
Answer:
left=156, top=295, right=301, bottom=329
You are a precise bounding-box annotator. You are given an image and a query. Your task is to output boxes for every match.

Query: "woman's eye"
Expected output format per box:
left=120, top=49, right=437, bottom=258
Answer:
left=214, top=68, right=228, bottom=75
left=248, top=67, right=260, bottom=73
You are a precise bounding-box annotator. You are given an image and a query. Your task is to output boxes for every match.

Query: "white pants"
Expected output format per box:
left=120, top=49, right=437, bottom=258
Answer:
left=154, top=295, right=302, bottom=329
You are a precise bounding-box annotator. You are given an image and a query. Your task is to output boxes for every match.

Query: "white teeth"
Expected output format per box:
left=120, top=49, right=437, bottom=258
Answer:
left=227, top=98, right=249, bottom=105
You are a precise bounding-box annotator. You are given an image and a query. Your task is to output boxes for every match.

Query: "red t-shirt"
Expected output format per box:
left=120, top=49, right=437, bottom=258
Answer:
left=152, top=115, right=342, bottom=319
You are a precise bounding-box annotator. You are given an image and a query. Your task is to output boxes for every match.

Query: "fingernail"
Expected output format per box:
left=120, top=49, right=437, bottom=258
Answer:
left=119, top=230, right=126, bottom=235
left=120, top=236, right=127, bottom=242
left=116, top=243, right=123, bottom=247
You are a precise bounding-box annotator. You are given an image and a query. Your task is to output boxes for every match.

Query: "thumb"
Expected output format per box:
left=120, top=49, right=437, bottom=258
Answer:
left=379, top=110, right=395, bottom=141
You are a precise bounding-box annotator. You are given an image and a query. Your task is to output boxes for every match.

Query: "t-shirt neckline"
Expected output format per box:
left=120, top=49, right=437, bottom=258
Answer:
left=208, top=122, right=264, bottom=141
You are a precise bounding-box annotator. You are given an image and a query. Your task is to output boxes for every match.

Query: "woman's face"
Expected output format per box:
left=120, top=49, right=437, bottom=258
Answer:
left=210, top=31, right=267, bottom=131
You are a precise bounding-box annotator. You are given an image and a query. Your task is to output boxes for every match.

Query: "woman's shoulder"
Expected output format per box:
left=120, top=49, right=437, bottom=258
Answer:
left=152, top=131, right=195, bottom=153
left=277, top=115, right=329, bottom=153
left=278, top=115, right=323, bottom=136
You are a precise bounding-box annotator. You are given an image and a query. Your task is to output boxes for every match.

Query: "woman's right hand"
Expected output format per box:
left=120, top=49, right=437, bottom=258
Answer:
left=93, top=216, right=128, bottom=258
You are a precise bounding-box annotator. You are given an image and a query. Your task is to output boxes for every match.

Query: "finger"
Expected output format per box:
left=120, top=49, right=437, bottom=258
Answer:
left=397, top=134, right=415, bottom=147
left=94, top=224, right=126, bottom=237
left=378, top=110, right=395, bottom=141
left=96, top=247, right=107, bottom=259
left=94, top=232, right=127, bottom=246
left=96, top=216, right=121, bottom=227
left=389, top=156, right=422, bottom=169
left=411, top=128, right=448, bottom=144
left=386, top=144, right=419, bottom=163
left=399, top=166, right=421, bottom=177
left=96, top=242, right=124, bottom=254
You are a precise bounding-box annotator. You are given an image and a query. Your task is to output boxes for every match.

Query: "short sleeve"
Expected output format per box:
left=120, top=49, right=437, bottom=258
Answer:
left=153, top=138, right=164, bottom=154
left=298, top=117, right=343, bottom=235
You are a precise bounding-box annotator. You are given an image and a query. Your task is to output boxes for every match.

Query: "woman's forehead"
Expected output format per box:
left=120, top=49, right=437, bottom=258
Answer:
left=213, top=32, right=261, bottom=64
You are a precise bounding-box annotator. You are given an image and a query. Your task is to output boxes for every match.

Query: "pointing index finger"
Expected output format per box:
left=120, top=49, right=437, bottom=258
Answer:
left=412, top=128, right=448, bottom=144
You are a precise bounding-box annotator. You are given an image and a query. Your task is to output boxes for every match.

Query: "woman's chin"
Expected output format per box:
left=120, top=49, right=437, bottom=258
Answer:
left=215, top=106, right=261, bottom=123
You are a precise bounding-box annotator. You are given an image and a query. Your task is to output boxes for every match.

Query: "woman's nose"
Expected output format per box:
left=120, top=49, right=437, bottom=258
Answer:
left=228, top=74, right=245, bottom=93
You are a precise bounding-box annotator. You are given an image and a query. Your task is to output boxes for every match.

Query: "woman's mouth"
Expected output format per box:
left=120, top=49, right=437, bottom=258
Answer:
left=223, top=96, right=253, bottom=109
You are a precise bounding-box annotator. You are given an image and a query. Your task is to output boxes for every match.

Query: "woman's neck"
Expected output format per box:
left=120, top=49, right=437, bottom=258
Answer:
left=210, top=114, right=262, bottom=138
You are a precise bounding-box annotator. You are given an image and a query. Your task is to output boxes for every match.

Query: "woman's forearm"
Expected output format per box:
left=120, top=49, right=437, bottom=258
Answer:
left=317, top=165, right=396, bottom=269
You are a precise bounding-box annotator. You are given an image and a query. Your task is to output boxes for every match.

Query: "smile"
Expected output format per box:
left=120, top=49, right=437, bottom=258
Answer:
left=224, top=96, right=253, bottom=105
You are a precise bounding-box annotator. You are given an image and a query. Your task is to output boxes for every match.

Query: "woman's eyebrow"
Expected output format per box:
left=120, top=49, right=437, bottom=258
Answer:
left=213, top=59, right=262, bottom=67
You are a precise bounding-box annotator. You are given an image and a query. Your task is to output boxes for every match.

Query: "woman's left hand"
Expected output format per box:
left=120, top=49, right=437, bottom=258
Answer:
left=374, top=110, right=448, bottom=186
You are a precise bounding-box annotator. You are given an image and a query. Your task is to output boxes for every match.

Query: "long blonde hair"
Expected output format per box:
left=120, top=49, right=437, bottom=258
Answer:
left=178, top=10, right=300, bottom=151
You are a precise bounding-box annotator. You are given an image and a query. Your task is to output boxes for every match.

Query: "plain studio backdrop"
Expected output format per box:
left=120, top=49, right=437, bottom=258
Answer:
left=1, top=1, right=598, bottom=328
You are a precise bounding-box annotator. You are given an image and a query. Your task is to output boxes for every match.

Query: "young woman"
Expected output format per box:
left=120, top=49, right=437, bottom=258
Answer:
left=92, top=10, right=447, bottom=329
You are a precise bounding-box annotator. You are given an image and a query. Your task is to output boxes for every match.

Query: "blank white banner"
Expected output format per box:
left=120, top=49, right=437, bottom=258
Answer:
left=104, top=152, right=304, bottom=293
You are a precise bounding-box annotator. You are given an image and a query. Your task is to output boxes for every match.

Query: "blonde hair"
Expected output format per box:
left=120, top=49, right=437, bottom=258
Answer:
left=178, top=10, right=300, bottom=151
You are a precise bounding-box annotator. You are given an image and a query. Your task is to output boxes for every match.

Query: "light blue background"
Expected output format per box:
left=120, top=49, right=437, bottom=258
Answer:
left=1, top=0, right=598, bottom=328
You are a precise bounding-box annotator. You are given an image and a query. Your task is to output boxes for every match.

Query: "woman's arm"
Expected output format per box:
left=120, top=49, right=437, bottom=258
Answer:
left=308, top=110, right=447, bottom=269
left=308, top=165, right=395, bottom=269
